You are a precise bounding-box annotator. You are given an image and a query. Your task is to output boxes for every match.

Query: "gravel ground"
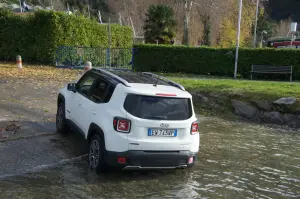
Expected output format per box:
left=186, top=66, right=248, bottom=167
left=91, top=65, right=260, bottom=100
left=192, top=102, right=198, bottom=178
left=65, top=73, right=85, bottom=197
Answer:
left=0, top=76, right=88, bottom=177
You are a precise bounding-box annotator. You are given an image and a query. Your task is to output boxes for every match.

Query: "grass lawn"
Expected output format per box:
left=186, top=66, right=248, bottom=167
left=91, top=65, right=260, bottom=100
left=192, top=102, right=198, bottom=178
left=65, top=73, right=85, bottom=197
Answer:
left=155, top=72, right=300, bottom=102
left=1, top=62, right=299, bottom=102
left=171, top=78, right=300, bottom=101
left=156, top=72, right=228, bottom=79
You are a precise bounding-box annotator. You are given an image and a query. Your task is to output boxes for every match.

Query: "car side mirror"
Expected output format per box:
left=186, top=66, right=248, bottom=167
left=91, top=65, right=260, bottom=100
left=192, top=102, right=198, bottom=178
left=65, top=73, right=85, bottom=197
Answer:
left=67, top=83, right=76, bottom=93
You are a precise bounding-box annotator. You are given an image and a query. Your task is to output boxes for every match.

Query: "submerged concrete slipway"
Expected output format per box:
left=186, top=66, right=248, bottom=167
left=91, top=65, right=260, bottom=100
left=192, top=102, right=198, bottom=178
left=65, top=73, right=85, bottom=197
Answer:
left=0, top=78, right=299, bottom=198
left=0, top=117, right=299, bottom=199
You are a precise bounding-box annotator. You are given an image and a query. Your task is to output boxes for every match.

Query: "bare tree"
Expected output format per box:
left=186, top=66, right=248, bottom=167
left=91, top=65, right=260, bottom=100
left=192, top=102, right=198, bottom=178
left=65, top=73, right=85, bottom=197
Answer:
left=275, top=18, right=292, bottom=37
left=183, top=0, right=193, bottom=45
left=106, top=0, right=241, bottom=46
left=28, top=0, right=65, bottom=10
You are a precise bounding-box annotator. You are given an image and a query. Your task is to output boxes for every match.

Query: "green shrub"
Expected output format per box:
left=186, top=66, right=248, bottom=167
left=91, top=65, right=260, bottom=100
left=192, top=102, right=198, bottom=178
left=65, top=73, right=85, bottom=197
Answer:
left=133, top=44, right=300, bottom=80
left=0, top=9, right=133, bottom=64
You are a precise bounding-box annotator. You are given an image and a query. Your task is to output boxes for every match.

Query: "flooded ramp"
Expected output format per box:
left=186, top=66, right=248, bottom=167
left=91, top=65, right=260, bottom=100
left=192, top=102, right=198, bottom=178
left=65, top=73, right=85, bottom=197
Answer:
left=0, top=117, right=299, bottom=199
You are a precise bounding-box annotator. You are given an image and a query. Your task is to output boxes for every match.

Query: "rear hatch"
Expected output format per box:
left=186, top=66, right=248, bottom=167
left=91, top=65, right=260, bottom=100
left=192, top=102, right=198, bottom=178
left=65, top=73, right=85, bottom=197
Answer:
left=124, top=93, right=196, bottom=151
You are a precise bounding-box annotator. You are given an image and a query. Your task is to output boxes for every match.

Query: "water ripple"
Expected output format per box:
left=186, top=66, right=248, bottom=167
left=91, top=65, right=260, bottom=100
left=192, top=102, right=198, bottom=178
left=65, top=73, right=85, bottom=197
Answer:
left=0, top=117, right=299, bottom=199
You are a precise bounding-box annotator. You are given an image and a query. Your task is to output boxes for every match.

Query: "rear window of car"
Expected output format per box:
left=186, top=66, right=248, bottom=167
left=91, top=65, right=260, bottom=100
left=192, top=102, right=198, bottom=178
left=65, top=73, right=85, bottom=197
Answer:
left=124, top=94, right=192, bottom=120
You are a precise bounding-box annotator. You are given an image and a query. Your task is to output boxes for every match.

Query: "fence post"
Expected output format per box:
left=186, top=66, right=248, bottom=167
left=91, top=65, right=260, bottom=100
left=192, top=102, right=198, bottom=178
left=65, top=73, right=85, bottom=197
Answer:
left=290, top=66, right=293, bottom=82
left=16, top=55, right=22, bottom=69
left=55, top=46, right=61, bottom=67
left=131, top=48, right=135, bottom=71
left=106, top=48, right=109, bottom=68
left=108, top=18, right=111, bottom=68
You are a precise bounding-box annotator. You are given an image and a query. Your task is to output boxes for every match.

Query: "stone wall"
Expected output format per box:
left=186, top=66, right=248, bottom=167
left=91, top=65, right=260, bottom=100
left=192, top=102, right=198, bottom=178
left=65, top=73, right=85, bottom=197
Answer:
left=190, top=90, right=300, bottom=128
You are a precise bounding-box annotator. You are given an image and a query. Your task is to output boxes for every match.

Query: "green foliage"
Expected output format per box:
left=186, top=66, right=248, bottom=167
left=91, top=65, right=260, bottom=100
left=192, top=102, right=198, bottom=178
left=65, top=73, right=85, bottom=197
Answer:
left=143, top=4, right=176, bottom=45
left=133, top=44, right=300, bottom=80
left=171, top=77, right=300, bottom=101
left=0, top=9, right=133, bottom=64
left=218, top=1, right=256, bottom=48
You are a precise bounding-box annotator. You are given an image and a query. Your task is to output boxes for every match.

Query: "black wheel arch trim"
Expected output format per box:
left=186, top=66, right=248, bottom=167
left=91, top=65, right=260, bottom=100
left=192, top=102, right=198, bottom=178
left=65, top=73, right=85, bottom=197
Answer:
left=57, top=93, right=65, bottom=106
left=65, top=119, right=85, bottom=137
left=88, top=123, right=105, bottom=147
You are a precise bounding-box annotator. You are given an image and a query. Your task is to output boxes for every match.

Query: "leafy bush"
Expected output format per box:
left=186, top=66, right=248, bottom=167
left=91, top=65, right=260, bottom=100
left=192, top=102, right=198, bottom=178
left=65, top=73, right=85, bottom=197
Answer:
left=144, top=5, right=176, bottom=45
left=133, top=44, right=300, bottom=80
left=0, top=9, right=133, bottom=64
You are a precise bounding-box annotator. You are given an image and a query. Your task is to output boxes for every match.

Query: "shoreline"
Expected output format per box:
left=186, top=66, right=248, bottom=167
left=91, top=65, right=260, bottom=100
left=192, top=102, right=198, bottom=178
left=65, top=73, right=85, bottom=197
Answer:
left=191, top=90, right=300, bottom=129
left=1, top=63, right=299, bottom=128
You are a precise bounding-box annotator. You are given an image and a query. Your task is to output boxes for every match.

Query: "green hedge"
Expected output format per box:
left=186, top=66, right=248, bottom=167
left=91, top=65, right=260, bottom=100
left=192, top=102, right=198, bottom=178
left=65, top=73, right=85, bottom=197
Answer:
left=133, top=44, right=300, bottom=80
left=0, top=9, right=133, bottom=64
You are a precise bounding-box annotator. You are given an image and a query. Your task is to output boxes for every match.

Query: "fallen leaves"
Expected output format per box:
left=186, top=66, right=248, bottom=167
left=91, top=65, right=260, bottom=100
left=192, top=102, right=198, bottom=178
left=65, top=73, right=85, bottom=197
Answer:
left=5, top=122, right=21, bottom=132
left=0, top=62, right=78, bottom=82
left=0, top=122, right=21, bottom=139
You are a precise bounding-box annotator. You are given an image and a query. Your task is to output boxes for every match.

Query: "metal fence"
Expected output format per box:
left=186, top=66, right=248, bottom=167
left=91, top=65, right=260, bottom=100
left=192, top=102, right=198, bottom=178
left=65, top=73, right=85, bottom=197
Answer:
left=55, top=46, right=134, bottom=70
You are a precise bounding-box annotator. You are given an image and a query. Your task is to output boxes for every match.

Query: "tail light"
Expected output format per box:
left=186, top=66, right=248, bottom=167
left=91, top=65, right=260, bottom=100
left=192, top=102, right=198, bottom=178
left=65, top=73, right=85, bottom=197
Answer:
left=191, top=121, right=199, bottom=135
left=156, top=93, right=177, bottom=97
left=188, top=157, right=194, bottom=164
left=117, top=156, right=127, bottom=164
left=113, top=117, right=131, bottom=133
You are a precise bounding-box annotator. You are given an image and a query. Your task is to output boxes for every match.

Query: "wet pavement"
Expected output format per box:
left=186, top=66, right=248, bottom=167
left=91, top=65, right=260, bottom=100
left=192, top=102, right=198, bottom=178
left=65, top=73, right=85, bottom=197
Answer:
left=0, top=78, right=299, bottom=199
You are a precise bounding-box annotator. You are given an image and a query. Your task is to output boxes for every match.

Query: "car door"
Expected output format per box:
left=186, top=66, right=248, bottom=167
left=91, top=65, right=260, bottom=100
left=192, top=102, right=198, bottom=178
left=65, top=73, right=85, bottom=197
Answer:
left=68, top=71, right=98, bottom=132
left=78, top=76, right=113, bottom=134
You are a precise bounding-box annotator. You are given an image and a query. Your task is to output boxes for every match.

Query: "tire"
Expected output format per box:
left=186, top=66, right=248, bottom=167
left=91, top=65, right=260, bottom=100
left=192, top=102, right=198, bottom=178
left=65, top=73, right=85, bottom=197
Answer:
left=56, top=102, right=70, bottom=133
left=88, top=133, right=107, bottom=174
left=187, top=163, right=195, bottom=168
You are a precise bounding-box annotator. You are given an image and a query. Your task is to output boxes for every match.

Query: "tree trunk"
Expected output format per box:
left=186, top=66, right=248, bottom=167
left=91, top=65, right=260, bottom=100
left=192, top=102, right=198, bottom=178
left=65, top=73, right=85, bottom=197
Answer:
left=183, top=0, right=193, bottom=46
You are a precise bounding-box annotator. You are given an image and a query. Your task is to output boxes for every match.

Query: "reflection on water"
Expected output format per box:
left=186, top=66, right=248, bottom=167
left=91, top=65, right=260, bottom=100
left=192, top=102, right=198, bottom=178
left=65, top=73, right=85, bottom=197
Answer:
left=0, top=117, right=299, bottom=199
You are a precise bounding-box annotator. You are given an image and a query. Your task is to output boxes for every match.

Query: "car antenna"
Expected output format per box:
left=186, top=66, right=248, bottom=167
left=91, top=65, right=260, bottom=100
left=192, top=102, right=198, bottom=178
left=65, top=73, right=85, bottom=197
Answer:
left=153, top=73, right=160, bottom=87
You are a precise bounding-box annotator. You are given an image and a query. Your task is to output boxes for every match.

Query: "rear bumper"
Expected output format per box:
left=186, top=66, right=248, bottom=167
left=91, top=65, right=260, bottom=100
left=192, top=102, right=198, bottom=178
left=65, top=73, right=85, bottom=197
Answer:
left=104, top=150, right=198, bottom=170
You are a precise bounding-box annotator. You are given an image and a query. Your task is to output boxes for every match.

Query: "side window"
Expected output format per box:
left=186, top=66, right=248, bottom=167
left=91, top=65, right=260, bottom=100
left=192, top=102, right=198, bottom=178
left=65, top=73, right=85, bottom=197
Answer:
left=89, top=78, right=111, bottom=103
left=105, top=85, right=115, bottom=103
left=76, top=72, right=98, bottom=97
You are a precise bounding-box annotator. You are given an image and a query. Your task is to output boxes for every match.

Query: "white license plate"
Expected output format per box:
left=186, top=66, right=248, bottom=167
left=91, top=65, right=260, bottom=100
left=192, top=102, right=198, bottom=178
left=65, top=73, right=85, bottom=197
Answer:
left=148, top=129, right=177, bottom=137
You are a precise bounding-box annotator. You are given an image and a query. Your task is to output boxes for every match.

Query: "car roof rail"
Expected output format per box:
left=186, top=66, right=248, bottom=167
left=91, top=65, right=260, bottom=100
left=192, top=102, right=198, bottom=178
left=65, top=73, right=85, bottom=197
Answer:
left=141, top=72, right=185, bottom=91
left=93, top=68, right=131, bottom=87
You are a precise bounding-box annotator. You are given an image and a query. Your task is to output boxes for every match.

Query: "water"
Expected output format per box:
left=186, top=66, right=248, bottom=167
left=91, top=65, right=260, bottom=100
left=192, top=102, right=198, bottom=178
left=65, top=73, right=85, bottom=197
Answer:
left=0, top=117, right=299, bottom=199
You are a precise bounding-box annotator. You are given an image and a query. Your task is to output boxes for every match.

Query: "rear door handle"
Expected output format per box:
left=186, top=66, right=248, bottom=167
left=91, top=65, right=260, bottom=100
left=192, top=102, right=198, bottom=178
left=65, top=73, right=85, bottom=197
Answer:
left=92, top=110, right=96, bottom=115
left=78, top=101, right=82, bottom=106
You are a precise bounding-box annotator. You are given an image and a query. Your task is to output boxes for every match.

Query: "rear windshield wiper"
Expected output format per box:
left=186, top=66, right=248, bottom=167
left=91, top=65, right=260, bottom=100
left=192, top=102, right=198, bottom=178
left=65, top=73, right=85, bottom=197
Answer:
left=144, top=116, right=168, bottom=120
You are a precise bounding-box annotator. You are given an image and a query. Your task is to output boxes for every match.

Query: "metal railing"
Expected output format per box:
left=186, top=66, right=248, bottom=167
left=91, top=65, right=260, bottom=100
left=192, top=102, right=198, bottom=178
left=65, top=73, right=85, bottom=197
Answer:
left=55, top=46, right=134, bottom=70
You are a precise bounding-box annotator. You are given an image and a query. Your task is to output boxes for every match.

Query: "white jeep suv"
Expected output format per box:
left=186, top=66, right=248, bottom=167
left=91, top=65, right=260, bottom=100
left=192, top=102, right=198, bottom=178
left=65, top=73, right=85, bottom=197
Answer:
left=56, top=69, right=200, bottom=173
